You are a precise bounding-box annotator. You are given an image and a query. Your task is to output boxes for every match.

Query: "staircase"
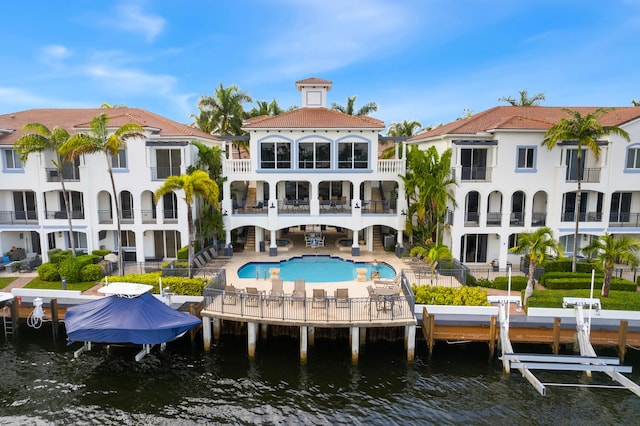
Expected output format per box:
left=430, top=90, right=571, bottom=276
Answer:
left=373, top=226, right=384, bottom=251
left=244, top=227, right=256, bottom=251
left=246, top=187, right=257, bottom=207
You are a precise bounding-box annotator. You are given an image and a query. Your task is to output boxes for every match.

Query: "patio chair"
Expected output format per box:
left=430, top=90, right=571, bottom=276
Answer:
left=223, top=285, right=238, bottom=305
left=267, top=278, right=284, bottom=306
left=312, top=288, right=327, bottom=309
left=245, top=287, right=264, bottom=307
left=334, top=288, right=349, bottom=308
left=292, top=279, right=306, bottom=304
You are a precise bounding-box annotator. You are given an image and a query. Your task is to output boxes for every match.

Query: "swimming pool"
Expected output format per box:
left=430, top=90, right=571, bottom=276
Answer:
left=238, top=255, right=396, bottom=282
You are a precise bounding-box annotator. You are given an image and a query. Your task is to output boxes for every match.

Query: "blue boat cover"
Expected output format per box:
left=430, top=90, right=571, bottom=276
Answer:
left=65, top=292, right=201, bottom=345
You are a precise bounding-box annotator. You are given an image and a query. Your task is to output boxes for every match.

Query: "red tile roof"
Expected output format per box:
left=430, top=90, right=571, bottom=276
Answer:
left=295, top=77, right=332, bottom=85
left=409, top=106, right=640, bottom=141
left=243, top=107, right=385, bottom=129
left=0, top=107, right=220, bottom=146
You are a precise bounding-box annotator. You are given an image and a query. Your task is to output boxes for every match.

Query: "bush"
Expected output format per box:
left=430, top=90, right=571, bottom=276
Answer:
left=91, top=249, right=112, bottom=257
left=49, top=250, right=72, bottom=265
left=466, top=274, right=477, bottom=287
left=80, top=264, right=104, bottom=282
left=475, top=278, right=492, bottom=288
left=76, top=254, right=99, bottom=266
left=58, top=257, right=83, bottom=283
left=104, top=272, right=207, bottom=296
left=539, top=272, right=601, bottom=287
left=527, top=289, right=640, bottom=311
left=492, top=276, right=528, bottom=291
left=544, top=277, right=637, bottom=292
left=177, top=242, right=201, bottom=260
left=543, top=259, right=602, bottom=274
left=37, top=263, right=60, bottom=282
left=412, top=285, right=490, bottom=306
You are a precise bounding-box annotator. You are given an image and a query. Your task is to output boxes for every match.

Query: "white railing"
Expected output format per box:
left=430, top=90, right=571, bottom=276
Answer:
left=224, top=159, right=252, bottom=174
left=377, top=159, right=404, bottom=174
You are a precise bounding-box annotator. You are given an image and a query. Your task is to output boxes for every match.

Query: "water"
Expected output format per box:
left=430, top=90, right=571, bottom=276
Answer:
left=1, top=331, right=639, bottom=424
left=238, top=255, right=395, bottom=282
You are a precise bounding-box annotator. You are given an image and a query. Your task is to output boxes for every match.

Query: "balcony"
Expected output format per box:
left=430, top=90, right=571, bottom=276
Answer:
left=532, top=212, right=547, bottom=226
left=609, top=212, right=640, bottom=228
left=141, top=209, right=157, bottom=224
left=486, top=212, right=502, bottom=226
left=163, top=210, right=178, bottom=224
left=121, top=210, right=134, bottom=224
left=566, top=168, right=601, bottom=183
left=45, top=210, right=84, bottom=220
left=464, top=212, right=479, bottom=226
left=46, top=167, right=80, bottom=182
left=459, top=166, right=492, bottom=182
left=561, top=211, right=602, bottom=222
left=279, top=199, right=311, bottom=215
left=0, top=210, right=38, bottom=224
left=225, top=159, right=252, bottom=175
left=377, top=159, right=404, bottom=174
left=510, top=212, right=524, bottom=227
left=361, top=199, right=393, bottom=214
left=151, top=166, right=181, bottom=181
left=98, top=210, right=113, bottom=224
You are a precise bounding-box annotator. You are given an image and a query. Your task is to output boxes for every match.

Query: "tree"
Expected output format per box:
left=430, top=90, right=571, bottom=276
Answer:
left=248, top=99, right=284, bottom=117
left=581, top=233, right=640, bottom=297
left=380, top=120, right=423, bottom=159
left=154, top=170, right=219, bottom=278
left=509, top=227, right=562, bottom=305
left=15, top=124, right=78, bottom=257
left=499, top=90, right=546, bottom=106
left=402, top=146, right=456, bottom=245
left=542, top=108, right=630, bottom=272
left=410, top=242, right=452, bottom=284
left=632, top=100, right=639, bottom=107
left=193, top=83, right=252, bottom=158
left=330, top=95, right=378, bottom=116
left=60, top=113, right=145, bottom=275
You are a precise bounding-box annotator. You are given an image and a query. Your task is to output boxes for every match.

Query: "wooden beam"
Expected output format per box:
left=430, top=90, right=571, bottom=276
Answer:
left=618, top=320, right=628, bottom=363
left=489, top=316, right=496, bottom=360
left=50, top=299, right=59, bottom=340
left=552, top=317, right=561, bottom=354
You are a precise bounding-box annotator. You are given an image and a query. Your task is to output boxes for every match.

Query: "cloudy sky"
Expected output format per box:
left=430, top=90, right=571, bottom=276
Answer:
left=2, top=0, right=639, bottom=130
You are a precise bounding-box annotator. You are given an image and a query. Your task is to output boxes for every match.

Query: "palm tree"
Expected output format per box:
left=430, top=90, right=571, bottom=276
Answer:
left=248, top=99, right=285, bottom=117
left=59, top=113, right=145, bottom=275
left=581, top=233, right=640, bottom=297
left=499, top=90, right=546, bottom=106
left=410, top=242, right=452, bottom=284
left=330, top=96, right=378, bottom=116
left=15, top=124, right=78, bottom=257
left=154, top=170, right=219, bottom=278
left=380, top=120, right=423, bottom=159
left=509, top=227, right=562, bottom=305
left=632, top=100, right=639, bottom=107
left=542, top=108, right=630, bottom=272
left=194, top=83, right=252, bottom=158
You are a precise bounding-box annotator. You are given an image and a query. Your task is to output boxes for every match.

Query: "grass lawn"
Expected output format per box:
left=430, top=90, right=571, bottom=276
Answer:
left=527, top=289, right=640, bottom=311
left=0, top=276, right=17, bottom=290
left=25, top=278, right=99, bottom=292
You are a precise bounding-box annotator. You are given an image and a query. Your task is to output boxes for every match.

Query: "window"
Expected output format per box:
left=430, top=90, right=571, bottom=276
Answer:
left=260, top=141, right=291, bottom=169
left=3, top=149, right=23, bottom=170
left=516, top=146, right=536, bottom=171
left=626, top=147, right=640, bottom=170
left=460, top=148, right=487, bottom=180
left=111, top=149, right=127, bottom=169
left=338, top=141, right=368, bottom=169
left=298, top=142, right=330, bottom=169
left=155, top=149, right=181, bottom=179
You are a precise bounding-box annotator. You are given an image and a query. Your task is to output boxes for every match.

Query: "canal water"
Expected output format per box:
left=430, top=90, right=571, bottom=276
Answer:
left=1, top=330, right=639, bottom=425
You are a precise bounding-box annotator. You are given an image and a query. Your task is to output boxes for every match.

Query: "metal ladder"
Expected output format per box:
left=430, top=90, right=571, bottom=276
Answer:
left=2, top=306, right=13, bottom=338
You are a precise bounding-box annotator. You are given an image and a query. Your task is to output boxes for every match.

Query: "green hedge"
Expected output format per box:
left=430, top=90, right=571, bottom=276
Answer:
left=543, top=259, right=603, bottom=273
left=492, top=276, right=528, bottom=291
left=104, top=272, right=207, bottom=296
left=544, top=277, right=637, bottom=292
left=527, top=289, right=640, bottom=311
left=539, top=272, right=601, bottom=286
left=81, top=264, right=104, bottom=282
left=37, top=263, right=61, bottom=281
left=91, top=249, right=112, bottom=257
left=412, top=285, right=490, bottom=306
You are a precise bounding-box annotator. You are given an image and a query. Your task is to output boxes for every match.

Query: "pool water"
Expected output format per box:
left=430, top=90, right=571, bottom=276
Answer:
left=238, top=255, right=395, bottom=282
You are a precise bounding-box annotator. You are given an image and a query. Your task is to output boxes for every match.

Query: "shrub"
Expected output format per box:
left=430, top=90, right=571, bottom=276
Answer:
left=81, top=264, right=104, bottom=282
left=412, top=285, right=490, bottom=306
left=539, top=272, right=601, bottom=287
left=544, top=277, right=636, bottom=292
left=492, top=276, right=528, bottom=291
left=91, top=249, right=112, bottom=257
left=177, top=242, right=201, bottom=260
left=37, top=262, right=60, bottom=282
left=475, top=278, right=492, bottom=288
left=104, top=272, right=207, bottom=296
left=49, top=250, right=72, bottom=265
left=58, top=257, right=83, bottom=283
left=76, top=254, right=99, bottom=266
left=466, top=274, right=477, bottom=287
left=543, top=259, right=602, bottom=274
left=527, top=289, right=640, bottom=311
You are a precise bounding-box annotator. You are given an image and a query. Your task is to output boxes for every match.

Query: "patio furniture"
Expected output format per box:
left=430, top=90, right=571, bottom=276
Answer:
left=292, top=279, right=306, bottom=304
left=268, top=278, right=284, bottom=306
left=245, top=287, right=264, bottom=307
left=223, top=285, right=238, bottom=305
left=312, top=289, right=327, bottom=309
left=334, top=288, right=349, bottom=308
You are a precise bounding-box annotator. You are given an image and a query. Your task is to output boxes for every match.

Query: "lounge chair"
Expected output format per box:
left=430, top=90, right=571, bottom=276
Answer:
left=334, top=288, right=349, bottom=308
left=312, top=288, right=327, bottom=309
left=223, top=285, right=238, bottom=305
left=267, top=278, right=284, bottom=306
left=245, top=287, right=264, bottom=307
left=292, top=279, right=306, bottom=304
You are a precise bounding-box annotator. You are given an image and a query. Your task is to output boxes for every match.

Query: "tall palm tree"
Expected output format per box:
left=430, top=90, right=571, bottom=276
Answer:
left=59, top=113, right=145, bottom=275
left=330, top=95, right=378, bottom=116
left=248, top=99, right=285, bottom=117
left=194, top=83, right=252, bottom=158
left=542, top=108, right=630, bottom=272
left=410, top=242, right=452, bottom=284
left=380, top=120, right=423, bottom=159
left=510, top=227, right=562, bottom=305
left=499, top=90, right=546, bottom=106
left=581, top=233, right=640, bottom=297
left=15, top=124, right=78, bottom=257
left=154, top=170, right=219, bottom=278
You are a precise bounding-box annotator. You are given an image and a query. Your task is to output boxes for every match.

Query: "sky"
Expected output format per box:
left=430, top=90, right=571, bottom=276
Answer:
left=2, top=0, right=640, bottom=131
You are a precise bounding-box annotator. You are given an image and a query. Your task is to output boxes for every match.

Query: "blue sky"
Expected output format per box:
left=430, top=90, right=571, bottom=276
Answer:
left=2, top=0, right=640, bottom=131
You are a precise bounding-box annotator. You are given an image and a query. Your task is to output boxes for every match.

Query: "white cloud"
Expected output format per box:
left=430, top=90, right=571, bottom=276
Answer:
left=39, top=44, right=73, bottom=71
left=0, top=87, right=88, bottom=110
left=102, top=2, right=165, bottom=42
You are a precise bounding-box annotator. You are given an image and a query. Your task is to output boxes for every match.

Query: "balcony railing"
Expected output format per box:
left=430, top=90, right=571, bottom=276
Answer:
left=609, top=212, right=640, bottom=227
left=361, top=199, right=393, bottom=214
left=566, top=167, right=601, bottom=183
left=465, top=212, right=479, bottom=225
left=163, top=209, right=178, bottom=223
left=121, top=210, right=134, bottom=224
left=320, top=199, right=350, bottom=214
left=279, top=199, right=311, bottom=214
left=377, top=159, right=404, bottom=174
left=460, top=166, right=492, bottom=182
left=141, top=209, right=157, bottom=223
left=486, top=212, right=502, bottom=226
left=98, top=210, right=113, bottom=224
left=0, top=210, right=38, bottom=224
left=45, top=210, right=84, bottom=220
left=561, top=211, right=602, bottom=222
left=225, top=159, right=252, bottom=174
left=45, top=167, right=80, bottom=182
left=510, top=212, right=524, bottom=226
left=151, top=166, right=181, bottom=181
left=532, top=212, right=547, bottom=226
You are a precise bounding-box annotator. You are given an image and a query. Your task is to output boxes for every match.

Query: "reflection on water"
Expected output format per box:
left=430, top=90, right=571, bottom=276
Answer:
left=1, top=332, right=639, bottom=424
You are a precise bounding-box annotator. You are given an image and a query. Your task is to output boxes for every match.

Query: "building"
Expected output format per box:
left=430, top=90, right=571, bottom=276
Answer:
left=0, top=108, right=222, bottom=263
left=221, top=78, right=407, bottom=256
left=408, top=106, right=640, bottom=269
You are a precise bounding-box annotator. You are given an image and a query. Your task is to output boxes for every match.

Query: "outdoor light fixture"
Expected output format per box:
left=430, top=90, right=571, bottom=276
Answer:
left=223, top=209, right=228, bottom=216
left=270, top=202, right=276, bottom=209
left=354, top=202, right=360, bottom=209
left=401, top=209, right=407, bottom=216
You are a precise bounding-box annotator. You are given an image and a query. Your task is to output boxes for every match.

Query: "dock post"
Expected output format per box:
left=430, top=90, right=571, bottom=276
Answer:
left=247, top=322, right=257, bottom=359
left=406, top=325, right=415, bottom=362
left=212, top=318, right=221, bottom=340
left=308, top=326, right=315, bottom=346
left=300, top=326, right=308, bottom=364
left=50, top=299, right=59, bottom=340
left=619, top=320, right=628, bottom=363
left=489, top=316, right=496, bottom=360
left=10, top=298, right=19, bottom=339
left=552, top=317, right=561, bottom=354
left=202, top=317, right=212, bottom=352
left=260, top=323, right=269, bottom=340
left=350, top=326, right=359, bottom=364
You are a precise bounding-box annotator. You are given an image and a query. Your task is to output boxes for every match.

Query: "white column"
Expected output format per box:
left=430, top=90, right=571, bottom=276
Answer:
left=247, top=322, right=257, bottom=359
left=202, top=317, right=211, bottom=352
left=300, top=326, right=308, bottom=364
left=406, top=324, right=416, bottom=362
left=350, top=326, right=359, bottom=364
